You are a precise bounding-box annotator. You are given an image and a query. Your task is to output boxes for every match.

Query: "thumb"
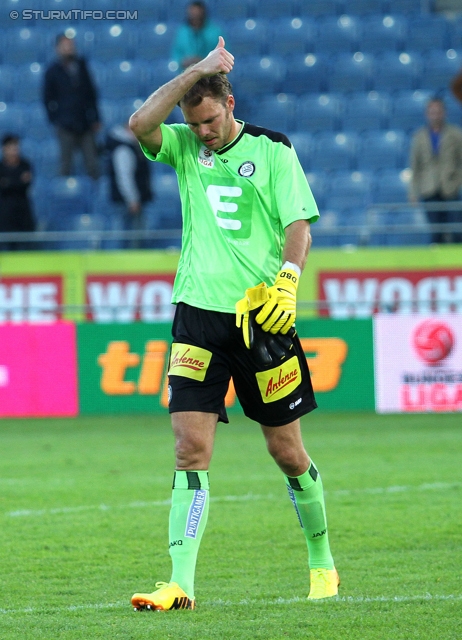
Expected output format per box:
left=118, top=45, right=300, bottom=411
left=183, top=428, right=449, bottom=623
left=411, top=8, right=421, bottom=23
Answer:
left=215, top=35, right=225, bottom=49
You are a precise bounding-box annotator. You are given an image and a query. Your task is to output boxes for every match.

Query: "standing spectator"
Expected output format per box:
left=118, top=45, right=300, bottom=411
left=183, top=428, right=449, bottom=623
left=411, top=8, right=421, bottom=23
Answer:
left=106, top=121, right=153, bottom=249
left=0, top=134, right=35, bottom=251
left=43, top=34, right=101, bottom=180
left=171, top=2, right=223, bottom=71
left=409, top=97, right=462, bottom=243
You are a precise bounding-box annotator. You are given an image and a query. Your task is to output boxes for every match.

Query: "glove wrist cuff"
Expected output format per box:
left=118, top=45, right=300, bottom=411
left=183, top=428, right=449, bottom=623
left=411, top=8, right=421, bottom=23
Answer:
left=281, top=261, right=301, bottom=277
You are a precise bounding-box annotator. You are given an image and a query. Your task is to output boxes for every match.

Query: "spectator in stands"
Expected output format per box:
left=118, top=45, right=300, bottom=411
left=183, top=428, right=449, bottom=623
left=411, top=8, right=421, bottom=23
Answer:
left=0, top=134, right=36, bottom=251
left=106, top=121, right=153, bottom=249
left=409, top=97, right=462, bottom=244
left=43, top=34, right=101, bottom=180
left=171, top=2, right=222, bottom=71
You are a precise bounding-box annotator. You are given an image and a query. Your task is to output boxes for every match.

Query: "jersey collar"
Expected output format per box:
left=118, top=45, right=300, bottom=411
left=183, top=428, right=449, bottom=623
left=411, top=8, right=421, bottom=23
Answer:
left=216, top=120, right=245, bottom=155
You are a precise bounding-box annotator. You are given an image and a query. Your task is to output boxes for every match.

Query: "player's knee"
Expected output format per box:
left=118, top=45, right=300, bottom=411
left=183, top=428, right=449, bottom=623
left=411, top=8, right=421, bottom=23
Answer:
left=266, top=439, right=309, bottom=476
left=174, top=436, right=211, bottom=469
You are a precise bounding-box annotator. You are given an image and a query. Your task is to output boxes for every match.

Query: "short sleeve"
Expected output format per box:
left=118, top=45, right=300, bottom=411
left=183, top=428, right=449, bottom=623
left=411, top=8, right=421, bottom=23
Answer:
left=139, top=123, right=186, bottom=169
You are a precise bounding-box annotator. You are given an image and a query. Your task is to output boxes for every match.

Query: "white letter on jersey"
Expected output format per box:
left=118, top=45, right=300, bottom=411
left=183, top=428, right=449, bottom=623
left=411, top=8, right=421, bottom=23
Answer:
left=206, top=185, right=242, bottom=230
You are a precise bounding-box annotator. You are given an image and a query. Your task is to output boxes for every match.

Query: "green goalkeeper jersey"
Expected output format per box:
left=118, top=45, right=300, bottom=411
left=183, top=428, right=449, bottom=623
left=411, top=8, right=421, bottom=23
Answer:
left=142, top=120, right=319, bottom=313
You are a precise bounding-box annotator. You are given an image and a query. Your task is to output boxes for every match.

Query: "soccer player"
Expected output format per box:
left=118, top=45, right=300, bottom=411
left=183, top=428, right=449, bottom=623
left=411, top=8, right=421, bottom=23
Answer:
left=129, top=37, right=339, bottom=611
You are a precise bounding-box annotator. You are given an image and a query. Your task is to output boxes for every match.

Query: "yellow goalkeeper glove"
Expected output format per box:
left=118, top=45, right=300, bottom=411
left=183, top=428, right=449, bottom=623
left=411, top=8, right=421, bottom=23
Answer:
left=254, top=267, right=299, bottom=334
left=235, top=282, right=268, bottom=349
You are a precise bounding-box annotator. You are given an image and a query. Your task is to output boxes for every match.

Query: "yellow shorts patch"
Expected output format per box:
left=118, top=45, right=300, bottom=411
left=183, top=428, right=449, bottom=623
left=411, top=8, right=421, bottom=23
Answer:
left=168, top=343, right=212, bottom=382
left=255, top=356, right=301, bottom=403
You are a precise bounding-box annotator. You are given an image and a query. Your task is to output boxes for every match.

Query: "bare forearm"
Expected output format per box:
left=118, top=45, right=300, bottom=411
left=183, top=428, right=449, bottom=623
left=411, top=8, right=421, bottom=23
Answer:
left=283, top=220, right=312, bottom=272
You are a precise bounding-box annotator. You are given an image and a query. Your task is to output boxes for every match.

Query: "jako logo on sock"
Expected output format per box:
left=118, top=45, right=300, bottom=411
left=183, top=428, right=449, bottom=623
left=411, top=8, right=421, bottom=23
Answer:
left=185, top=490, right=207, bottom=539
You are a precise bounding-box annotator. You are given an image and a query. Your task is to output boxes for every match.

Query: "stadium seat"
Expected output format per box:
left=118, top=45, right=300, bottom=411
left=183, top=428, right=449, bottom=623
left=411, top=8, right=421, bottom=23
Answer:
left=132, top=22, right=177, bottom=62
left=47, top=176, right=96, bottom=219
left=225, top=19, right=269, bottom=57
left=325, top=52, right=375, bottom=93
left=439, top=89, right=462, bottom=125
left=0, top=65, right=14, bottom=103
left=82, top=24, right=135, bottom=62
left=296, top=93, right=342, bottom=133
left=326, top=170, right=374, bottom=211
left=305, top=170, right=328, bottom=209
left=310, top=209, right=341, bottom=247
left=387, top=0, right=422, bottom=14
left=388, top=90, right=434, bottom=133
left=283, top=53, right=330, bottom=95
left=250, top=94, right=297, bottom=134
left=421, top=49, right=462, bottom=94
left=97, top=60, right=147, bottom=101
left=266, top=17, right=315, bottom=56
left=356, top=130, right=408, bottom=170
left=232, top=55, right=286, bottom=96
left=142, top=58, right=180, bottom=95
left=314, top=15, right=362, bottom=55
left=372, top=168, right=411, bottom=204
left=22, top=102, right=52, bottom=141
left=343, top=0, right=384, bottom=15
left=311, top=131, right=359, bottom=171
left=297, top=0, right=343, bottom=18
left=406, top=14, right=451, bottom=52
left=4, top=27, right=49, bottom=65
left=12, top=63, right=45, bottom=103
left=288, top=132, right=313, bottom=172
left=0, top=102, right=26, bottom=137
left=209, top=0, right=250, bottom=21
left=359, top=15, right=408, bottom=54
left=341, top=91, right=390, bottom=131
left=373, top=52, right=423, bottom=92
left=251, top=0, right=297, bottom=19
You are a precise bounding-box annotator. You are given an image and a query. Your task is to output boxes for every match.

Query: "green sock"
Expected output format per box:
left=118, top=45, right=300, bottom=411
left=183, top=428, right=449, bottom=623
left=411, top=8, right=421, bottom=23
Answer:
left=285, top=462, right=335, bottom=570
left=168, top=470, right=209, bottom=599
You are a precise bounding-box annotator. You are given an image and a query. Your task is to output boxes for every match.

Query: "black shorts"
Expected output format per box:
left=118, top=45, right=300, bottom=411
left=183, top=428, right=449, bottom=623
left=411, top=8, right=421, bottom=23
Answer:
left=167, top=303, right=317, bottom=426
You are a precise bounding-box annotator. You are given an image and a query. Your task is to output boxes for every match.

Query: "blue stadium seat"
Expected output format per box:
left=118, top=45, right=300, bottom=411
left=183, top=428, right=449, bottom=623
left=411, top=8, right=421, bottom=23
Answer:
left=12, top=63, right=45, bottom=103
left=232, top=55, right=286, bottom=96
left=210, top=0, right=250, bottom=21
left=250, top=0, right=297, bottom=19
left=341, top=91, right=390, bottom=131
left=288, top=132, right=313, bottom=172
left=325, top=52, right=375, bottom=93
left=115, top=0, right=166, bottom=23
left=132, top=22, right=177, bottom=62
left=142, top=58, right=180, bottom=95
left=22, top=102, right=52, bottom=141
left=421, top=49, right=462, bottom=94
left=387, top=0, right=422, bottom=14
left=283, top=53, right=329, bottom=95
left=327, top=170, right=374, bottom=210
left=225, top=19, right=269, bottom=57
left=29, top=137, right=60, bottom=178
left=97, top=60, right=147, bottom=101
left=314, top=15, right=362, bottom=55
left=310, top=209, right=341, bottom=247
left=296, top=93, right=342, bottom=132
left=4, top=27, right=49, bottom=64
left=82, top=24, right=134, bottom=62
left=372, top=168, right=411, bottom=204
left=0, top=65, right=15, bottom=103
left=406, top=14, right=451, bottom=52
left=311, top=131, right=359, bottom=171
left=297, top=0, right=343, bottom=18
left=439, top=89, right=462, bottom=125
left=388, top=90, right=434, bottom=133
left=305, top=170, right=328, bottom=209
left=359, top=15, right=408, bottom=54
left=0, top=102, right=25, bottom=137
left=373, top=52, right=423, bottom=92
left=356, top=130, right=408, bottom=170
left=47, top=176, right=95, bottom=215
left=266, top=17, right=315, bottom=56
left=343, top=0, right=384, bottom=15
left=251, top=94, right=297, bottom=134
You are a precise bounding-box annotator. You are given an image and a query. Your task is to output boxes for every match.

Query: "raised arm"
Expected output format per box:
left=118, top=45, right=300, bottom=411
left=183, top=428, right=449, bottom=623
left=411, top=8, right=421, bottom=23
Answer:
left=129, top=36, right=234, bottom=155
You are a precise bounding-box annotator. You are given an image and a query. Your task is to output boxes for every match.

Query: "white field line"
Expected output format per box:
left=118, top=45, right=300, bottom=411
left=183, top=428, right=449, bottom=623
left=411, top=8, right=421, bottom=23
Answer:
left=5, top=481, right=461, bottom=519
left=0, top=593, right=461, bottom=616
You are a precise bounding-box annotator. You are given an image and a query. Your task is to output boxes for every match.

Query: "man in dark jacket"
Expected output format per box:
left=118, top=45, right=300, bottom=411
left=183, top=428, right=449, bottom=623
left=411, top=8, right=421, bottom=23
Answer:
left=43, top=34, right=101, bottom=179
left=0, top=134, right=35, bottom=251
left=106, top=122, right=153, bottom=248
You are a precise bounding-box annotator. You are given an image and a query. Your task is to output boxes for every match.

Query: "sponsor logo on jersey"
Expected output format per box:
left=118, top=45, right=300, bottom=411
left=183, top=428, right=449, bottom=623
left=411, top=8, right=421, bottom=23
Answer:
left=168, top=343, right=212, bottom=381
left=185, top=489, right=208, bottom=538
left=255, top=356, right=301, bottom=403
left=198, top=145, right=215, bottom=167
left=238, top=161, right=255, bottom=177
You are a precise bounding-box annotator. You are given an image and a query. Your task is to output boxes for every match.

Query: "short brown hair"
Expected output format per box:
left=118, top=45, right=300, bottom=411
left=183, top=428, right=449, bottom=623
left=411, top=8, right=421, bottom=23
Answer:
left=180, top=74, right=233, bottom=108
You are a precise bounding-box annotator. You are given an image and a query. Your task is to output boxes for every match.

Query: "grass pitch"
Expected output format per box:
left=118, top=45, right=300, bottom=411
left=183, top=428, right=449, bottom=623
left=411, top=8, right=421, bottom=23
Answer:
left=0, top=411, right=460, bottom=639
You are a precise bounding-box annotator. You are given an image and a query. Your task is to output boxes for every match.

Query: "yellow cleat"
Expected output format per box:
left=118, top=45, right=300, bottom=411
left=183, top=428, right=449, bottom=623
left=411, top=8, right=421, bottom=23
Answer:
left=131, top=581, right=195, bottom=611
left=307, top=568, right=340, bottom=600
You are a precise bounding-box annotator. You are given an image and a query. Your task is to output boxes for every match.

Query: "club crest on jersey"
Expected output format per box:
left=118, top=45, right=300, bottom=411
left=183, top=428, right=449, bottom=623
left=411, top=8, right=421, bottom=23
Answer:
left=198, top=145, right=215, bottom=168
left=238, top=161, right=255, bottom=177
